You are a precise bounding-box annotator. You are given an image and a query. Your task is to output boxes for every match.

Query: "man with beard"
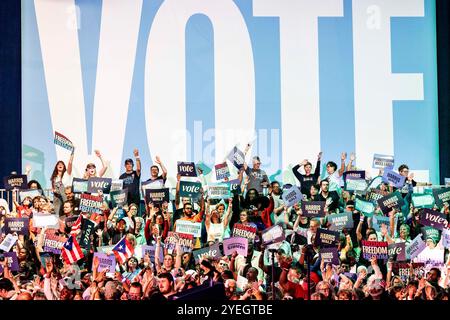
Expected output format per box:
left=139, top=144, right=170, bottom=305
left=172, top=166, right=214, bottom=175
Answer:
left=318, top=179, right=340, bottom=213
left=157, top=272, right=176, bottom=299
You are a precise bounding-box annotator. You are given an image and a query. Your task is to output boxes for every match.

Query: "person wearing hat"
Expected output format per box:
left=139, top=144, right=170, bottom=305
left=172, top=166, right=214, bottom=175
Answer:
left=119, top=148, right=141, bottom=207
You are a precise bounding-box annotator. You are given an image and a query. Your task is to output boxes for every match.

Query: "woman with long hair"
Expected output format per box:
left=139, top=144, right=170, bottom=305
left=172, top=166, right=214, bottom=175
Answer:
left=83, top=150, right=108, bottom=179
left=50, top=151, right=74, bottom=216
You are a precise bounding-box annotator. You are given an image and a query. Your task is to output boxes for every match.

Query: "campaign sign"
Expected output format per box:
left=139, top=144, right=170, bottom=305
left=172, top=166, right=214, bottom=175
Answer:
left=372, top=215, right=391, bottom=232
left=177, top=161, right=197, bottom=177
left=192, top=243, right=222, bottom=263
left=394, top=263, right=425, bottom=282
left=445, top=178, right=450, bottom=187
left=227, top=146, right=246, bottom=170
left=345, top=179, right=367, bottom=192
left=328, top=212, right=354, bottom=231
left=4, top=218, right=29, bottom=236
left=215, top=162, right=230, bottom=181
left=411, top=193, right=435, bottom=209
left=442, top=228, right=450, bottom=248
left=93, top=252, right=116, bottom=272
left=367, top=176, right=384, bottom=190
left=433, top=187, right=450, bottom=208
left=145, top=188, right=169, bottom=204
left=367, top=189, right=386, bottom=205
left=19, top=189, right=42, bottom=202
left=165, top=232, right=194, bottom=253
left=80, top=219, right=96, bottom=249
left=208, top=183, right=231, bottom=199
left=110, top=179, right=124, bottom=192
left=407, top=234, right=427, bottom=260
left=80, top=194, right=103, bottom=214
left=301, top=201, right=325, bottom=218
left=72, top=178, right=88, bottom=193
left=372, top=154, right=394, bottom=169
left=388, top=243, right=406, bottom=262
left=110, top=189, right=128, bottom=207
left=196, top=162, right=212, bottom=175
left=0, top=234, right=18, bottom=252
left=87, top=177, right=112, bottom=194
left=314, top=228, right=340, bottom=248
left=232, top=224, right=257, bottom=241
left=282, top=185, right=302, bottom=207
left=175, top=220, right=202, bottom=238
left=54, top=131, right=74, bottom=152
left=223, top=237, right=248, bottom=257
left=134, top=245, right=164, bottom=263
left=344, top=171, right=366, bottom=181
left=43, top=232, right=67, bottom=254
left=382, top=169, right=406, bottom=188
left=421, top=227, right=441, bottom=244
left=32, top=214, right=60, bottom=229
left=0, top=252, right=19, bottom=273
left=361, top=241, right=389, bottom=260
left=65, top=216, right=79, bottom=229
left=261, top=224, right=285, bottom=246
left=227, top=179, right=242, bottom=195
left=420, top=209, right=448, bottom=231
left=320, top=247, right=340, bottom=265
left=3, top=174, right=27, bottom=190
left=377, top=191, right=405, bottom=215
left=179, top=181, right=202, bottom=200
left=355, top=197, right=375, bottom=217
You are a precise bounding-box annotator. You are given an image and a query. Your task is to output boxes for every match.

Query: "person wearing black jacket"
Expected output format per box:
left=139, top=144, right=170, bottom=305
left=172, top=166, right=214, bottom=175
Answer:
left=292, top=152, right=322, bottom=198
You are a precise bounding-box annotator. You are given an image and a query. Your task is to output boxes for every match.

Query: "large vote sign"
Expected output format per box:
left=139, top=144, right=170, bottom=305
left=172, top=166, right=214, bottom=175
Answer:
left=22, top=0, right=439, bottom=188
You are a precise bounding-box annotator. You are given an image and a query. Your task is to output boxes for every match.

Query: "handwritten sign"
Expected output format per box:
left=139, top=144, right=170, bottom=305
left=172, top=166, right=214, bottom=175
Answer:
left=208, top=183, right=231, bottom=199
left=54, top=131, right=74, bottom=152
left=145, top=188, right=169, bottom=204
left=261, top=224, right=285, bottom=246
left=177, top=162, right=197, bottom=177
left=72, top=178, right=88, bottom=193
left=192, top=243, right=222, bottom=263
left=215, top=162, right=230, bottom=181
left=232, top=224, right=257, bottom=241
left=175, top=220, right=202, bottom=237
left=314, top=228, right=340, bottom=248
left=282, top=185, right=302, bottom=207
left=4, top=218, right=29, bottom=235
left=361, top=241, right=389, bottom=260
left=301, top=201, right=326, bottom=218
left=377, top=191, right=405, bottom=215
left=372, top=154, right=394, bottom=169
left=179, top=181, right=202, bottom=200
left=223, top=237, right=248, bottom=257
left=420, top=209, right=448, bottom=231
left=3, top=174, right=27, bottom=190
left=80, top=194, right=103, bottom=214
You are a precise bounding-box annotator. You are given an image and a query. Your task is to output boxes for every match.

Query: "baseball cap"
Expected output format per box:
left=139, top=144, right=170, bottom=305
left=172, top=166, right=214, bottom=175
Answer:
left=124, top=158, right=134, bottom=165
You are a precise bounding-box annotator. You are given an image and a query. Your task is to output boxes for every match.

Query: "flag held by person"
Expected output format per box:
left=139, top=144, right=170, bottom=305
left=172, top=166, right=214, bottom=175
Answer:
left=112, top=236, right=134, bottom=265
left=61, top=235, right=84, bottom=265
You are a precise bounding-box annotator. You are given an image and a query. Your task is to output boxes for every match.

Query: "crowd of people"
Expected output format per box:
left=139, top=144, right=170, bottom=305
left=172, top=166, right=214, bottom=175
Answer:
left=0, top=146, right=449, bottom=301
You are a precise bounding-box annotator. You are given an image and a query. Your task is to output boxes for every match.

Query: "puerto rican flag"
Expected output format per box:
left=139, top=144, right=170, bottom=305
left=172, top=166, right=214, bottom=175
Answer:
left=70, top=215, right=83, bottom=236
left=112, top=236, right=134, bottom=265
left=61, top=235, right=84, bottom=264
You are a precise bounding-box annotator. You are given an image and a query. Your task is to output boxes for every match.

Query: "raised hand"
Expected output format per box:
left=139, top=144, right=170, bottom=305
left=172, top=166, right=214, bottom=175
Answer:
left=341, top=152, right=347, bottom=161
left=155, top=156, right=162, bottom=165
left=133, top=148, right=139, bottom=157
left=349, top=153, right=356, bottom=162
left=318, top=152, right=323, bottom=160
left=94, top=150, right=102, bottom=158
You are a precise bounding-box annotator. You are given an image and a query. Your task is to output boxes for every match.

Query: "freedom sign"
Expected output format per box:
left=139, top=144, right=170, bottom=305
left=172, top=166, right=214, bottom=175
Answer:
left=72, top=178, right=88, bottom=193
left=372, top=154, right=394, bottom=169
left=232, top=224, right=256, bottom=241
left=223, top=237, right=248, bottom=257
left=145, top=188, right=169, bottom=204
left=4, top=218, right=29, bottom=235
left=320, top=247, right=340, bottom=265
left=80, top=194, right=103, bottom=214
left=411, top=193, right=435, bottom=209
left=367, top=189, right=385, bottom=205
left=420, top=209, right=448, bottom=231
left=433, top=187, right=450, bottom=208
left=282, top=185, right=302, bottom=207
left=192, top=243, right=222, bottom=263
left=3, top=174, right=27, bottom=190
left=54, top=131, right=74, bottom=152
left=88, top=177, right=112, bottom=194
left=215, top=162, right=230, bottom=181
left=110, top=189, right=128, bottom=207
left=394, top=263, right=425, bottom=282
left=165, top=232, right=194, bottom=253
left=175, top=220, right=202, bottom=237
left=382, top=169, right=406, bottom=188
left=93, top=252, right=116, bottom=272
left=328, top=212, right=353, bottom=231
left=377, top=191, right=405, bottom=214
left=301, top=201, right=325, bottom=218
left=314, top=228, right=340, bottom=248
left=179, top=181, right=202, bottom=200
left=361, top=241, right=388, bottom=260
left=261, top=224, right=285, bottom=246
left=388, top=243, right=406, bottom=262
left=177, top=161, right=197, bottom=177
left=208, top=183, right=231, bottom=199
left=43, top=232, right=67, bottom=254
left=227, top=146, right=246, bottom=170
